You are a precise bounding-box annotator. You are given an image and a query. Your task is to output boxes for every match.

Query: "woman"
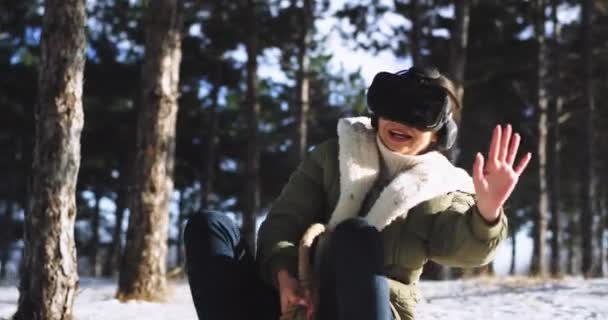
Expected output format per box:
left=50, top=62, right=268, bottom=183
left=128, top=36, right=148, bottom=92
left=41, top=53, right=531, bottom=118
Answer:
left=185, top=67, right=531, bottom=320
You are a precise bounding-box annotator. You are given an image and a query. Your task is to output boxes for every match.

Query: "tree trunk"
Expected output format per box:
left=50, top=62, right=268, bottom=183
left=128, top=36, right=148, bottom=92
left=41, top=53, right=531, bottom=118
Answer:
left=410, top=0, right=422, bottom=66
left=293, top=0, right=313, bottom=165
left=597, top=193, right=605, bottom=276
left=90, top=189, right=101, bottom=277
left=600, top=190, right=608, bottom=277
left=580, top=0, right=596, bottom=278
left=102, top=158, right=129, bottom=277
left=13, top=0, right=86, bottom=318
left=567, top=213, right=577, bottom=274
left=103, top=191, right=125, bottom=277
left=510, top=227, right=517, bottom=275
left=447, top=0, right=470, bottom=162
left=448, top=0, right=469, bottom=107
left=242, top=0, right=260, bottom=253
left=117, top=0, right=183, bottom=301
left=393, top=0, right=423, bottom=65
left=0, top=201, right=11, bottom=281
left=530, top=0, right=549, bottom=277
left=0, top=244, right=7, bottom=281
left=201, top=66, right=220, bottom=210
left=176, top=190, right=186, bottom=268
left=549, top=0, right=563, bottom=277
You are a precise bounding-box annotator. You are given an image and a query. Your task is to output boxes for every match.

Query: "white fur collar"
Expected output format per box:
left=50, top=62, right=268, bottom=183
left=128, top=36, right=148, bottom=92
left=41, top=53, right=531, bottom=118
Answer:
left=327, top=117, right=475, bottom=230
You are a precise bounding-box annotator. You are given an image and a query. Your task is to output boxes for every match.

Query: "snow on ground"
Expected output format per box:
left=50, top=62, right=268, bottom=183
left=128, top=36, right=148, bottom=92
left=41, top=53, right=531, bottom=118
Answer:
left=1, top=277, right=607, bottom=320
left=0, top=278, right=197, bottom=320
left=416, top=277, right=608, bottom=320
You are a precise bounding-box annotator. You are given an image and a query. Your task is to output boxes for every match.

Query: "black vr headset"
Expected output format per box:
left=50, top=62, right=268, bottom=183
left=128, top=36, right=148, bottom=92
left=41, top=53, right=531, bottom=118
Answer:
left=366, top=67, right=458, bottom=150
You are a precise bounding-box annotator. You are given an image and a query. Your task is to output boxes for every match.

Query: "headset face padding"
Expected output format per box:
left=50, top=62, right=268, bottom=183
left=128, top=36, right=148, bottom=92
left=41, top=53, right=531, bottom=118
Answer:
left=371, top=114, right=457, bottom=151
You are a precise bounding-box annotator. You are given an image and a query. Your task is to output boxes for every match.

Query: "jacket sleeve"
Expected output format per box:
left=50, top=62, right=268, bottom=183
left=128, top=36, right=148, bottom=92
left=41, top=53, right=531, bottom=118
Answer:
left=256, top=141, right=330, bottom=287
left=427, top=191, right=508, bottom=267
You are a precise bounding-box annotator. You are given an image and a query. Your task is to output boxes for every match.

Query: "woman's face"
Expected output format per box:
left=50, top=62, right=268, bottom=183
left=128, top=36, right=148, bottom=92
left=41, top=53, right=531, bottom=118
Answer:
left=377, top=117, right=438, bottom=155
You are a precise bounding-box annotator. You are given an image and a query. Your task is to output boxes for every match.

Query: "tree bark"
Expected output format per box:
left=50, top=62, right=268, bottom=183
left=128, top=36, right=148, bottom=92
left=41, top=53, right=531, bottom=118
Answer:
left=448, top=0, right=469, bottom=107
left=530, top=0, right=549, bottom=277
left=0, top=201, right=12, bottom=281
left=103, top=188, right=125, bottom=277
left=0, top=244, right=7, bottom=281
left=293, top=0, right=313, bottom=165
left=567, top=213, right=577, bottom=274
left=602, top=190, right=607, bottom=275
left=597, top=191, right=605, bottom=276
left=580, top=0, right=596, bottom=278
left=176, top=190, right=186, bottom=268
left=201, top=64, right=220, bottom=210
left=117, top=0, right=183, bottom=301
left=510, top=227, right=517, bottom=275
left=447, top=0, right=470, bottom=162
left=103, top=156, right=130, bottom=277
left=409, top=0, right=422, bottom=66
left=13, top=0, right=86, bottom=318
left=242, top=0, right=260, bottom=253
left=549, top=0, right=563, bottom=277
left=90, top=188, right=101, bottom=277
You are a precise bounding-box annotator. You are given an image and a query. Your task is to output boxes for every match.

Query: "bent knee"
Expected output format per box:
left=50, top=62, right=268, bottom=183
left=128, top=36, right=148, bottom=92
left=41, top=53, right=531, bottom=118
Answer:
left=333, top=218, right=377, bottom=244
left=184, top=211, right=236, bottom=244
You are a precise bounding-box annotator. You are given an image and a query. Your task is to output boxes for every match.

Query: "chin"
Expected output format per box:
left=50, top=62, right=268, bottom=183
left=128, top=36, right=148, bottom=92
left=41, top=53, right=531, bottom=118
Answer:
left=398, top=149, right=416, bottom=155
left=391, top=145, right=415, bottom=155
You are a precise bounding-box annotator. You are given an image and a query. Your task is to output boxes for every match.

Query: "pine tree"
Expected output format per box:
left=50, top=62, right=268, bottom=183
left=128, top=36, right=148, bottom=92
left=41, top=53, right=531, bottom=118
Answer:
left=580, top=0, right=596, bottom=278
left=242, top=0, right=261, bottom=252
left=549, top=0, right=563, bottom=277
left=14, top=0, right=86, bottom=318
left=117, top=0, right=184, bottom=301
left=530, top=0, right=549, bottom=277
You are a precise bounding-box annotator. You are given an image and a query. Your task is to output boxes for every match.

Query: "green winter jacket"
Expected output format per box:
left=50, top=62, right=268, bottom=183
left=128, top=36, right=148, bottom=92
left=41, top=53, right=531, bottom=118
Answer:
left=257, top=117, right=508, bottom=320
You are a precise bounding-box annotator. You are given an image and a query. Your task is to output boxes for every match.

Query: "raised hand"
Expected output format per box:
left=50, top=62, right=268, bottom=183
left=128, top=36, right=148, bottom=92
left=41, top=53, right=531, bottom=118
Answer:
left=472, top=124, right=532, bottom=223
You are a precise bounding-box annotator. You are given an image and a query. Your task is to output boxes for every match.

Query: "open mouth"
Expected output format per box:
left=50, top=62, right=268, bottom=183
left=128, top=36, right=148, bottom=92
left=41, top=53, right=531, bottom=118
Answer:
left=388, top=129, right=413, bottom=141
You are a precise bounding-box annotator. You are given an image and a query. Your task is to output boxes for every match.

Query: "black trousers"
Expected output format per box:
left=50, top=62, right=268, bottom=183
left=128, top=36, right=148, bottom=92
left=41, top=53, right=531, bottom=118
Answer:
left=184, top=211, right=391, bottom=320
left=184, top=211, right=280, bottom=320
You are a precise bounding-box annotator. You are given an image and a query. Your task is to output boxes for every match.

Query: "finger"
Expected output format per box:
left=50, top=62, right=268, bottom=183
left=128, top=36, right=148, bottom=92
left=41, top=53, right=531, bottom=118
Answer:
left=473, top=152, right=486, bottom=190
left=488, top=125, right=501, bottom=165
left=506, top=133, right=521, bottom=166
left=514, top=152, right=532, bottom=175
left=304, top=293, right=315, bottom=320
left=498, top=124, right=512, bottom=162
left=281, top=296, right=287, bottom=313
left=306, top=304, right=315, bottom=320
left=473, top=152, right=483, bottom=181
left=282, top=292, right=300, bottom=312
left=307, top=303, right=316, bottom=320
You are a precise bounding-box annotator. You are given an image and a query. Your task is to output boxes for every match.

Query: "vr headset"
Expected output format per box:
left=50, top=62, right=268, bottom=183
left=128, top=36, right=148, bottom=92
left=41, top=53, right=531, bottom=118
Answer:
left=366, top=67, right=458, bottom=149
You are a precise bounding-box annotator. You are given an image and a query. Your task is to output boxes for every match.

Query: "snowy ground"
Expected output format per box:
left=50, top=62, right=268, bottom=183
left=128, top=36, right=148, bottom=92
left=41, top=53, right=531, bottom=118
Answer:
left=1, top=277, right=607, bottom=320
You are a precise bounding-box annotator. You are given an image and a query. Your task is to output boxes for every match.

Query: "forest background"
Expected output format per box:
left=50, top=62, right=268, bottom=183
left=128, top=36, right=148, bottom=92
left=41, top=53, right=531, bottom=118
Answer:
left=0, top=0, right=607, bottom=318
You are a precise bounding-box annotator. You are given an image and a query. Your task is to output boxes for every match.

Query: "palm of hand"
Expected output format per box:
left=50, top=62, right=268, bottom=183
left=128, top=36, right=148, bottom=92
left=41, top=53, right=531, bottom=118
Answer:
left=472, top=124, right=531, bottom=222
